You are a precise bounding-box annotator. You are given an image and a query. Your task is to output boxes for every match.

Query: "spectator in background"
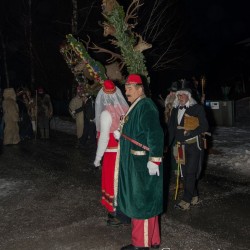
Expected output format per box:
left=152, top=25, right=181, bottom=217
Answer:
left=191, top=76, right=205, bottom=104
left=164, top=81, right=182, bottom=192
left=2, top=88, right=20, bottom=145
left=164, top=81, right=181, bottom=124
left=69, top=85, right=86, bottom=148
left=26, top=89, right=37, bottom=135
left=0, top=89, right=4, bottom=142
left=37, top=87, right=53, bottom=139
left=16, top=88, right=33, bottom=140
left=80, top=92, right=96, bottom=147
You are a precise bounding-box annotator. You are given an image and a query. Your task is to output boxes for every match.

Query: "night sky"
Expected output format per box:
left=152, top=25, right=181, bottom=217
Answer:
left=184, top=0, right=250, bottom=70
left=1, top=0, right=250, bottom=101
left=193, top=0, right=250, bottom=99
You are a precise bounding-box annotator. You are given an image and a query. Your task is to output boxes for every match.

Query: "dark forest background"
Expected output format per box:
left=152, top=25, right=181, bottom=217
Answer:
left=0, top=0, right=250, bottom=107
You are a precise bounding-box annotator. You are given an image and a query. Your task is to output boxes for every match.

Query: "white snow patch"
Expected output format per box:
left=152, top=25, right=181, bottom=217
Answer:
left=207, top=127, right=250, bottom=177
left=0, top=179, right=24, bottom=199
left=50, top=117, right=250, bottom=177
left=50, top=116, right=76, bottom=135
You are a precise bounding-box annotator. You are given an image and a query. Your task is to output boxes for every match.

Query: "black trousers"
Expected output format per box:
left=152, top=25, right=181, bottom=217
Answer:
left=79, top=118, right=96, bottom=146
left=181, top=143, right=201, bottom=202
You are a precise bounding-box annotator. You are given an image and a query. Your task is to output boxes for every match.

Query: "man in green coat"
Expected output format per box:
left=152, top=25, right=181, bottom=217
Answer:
left=114, top=74, right=164, bottom=250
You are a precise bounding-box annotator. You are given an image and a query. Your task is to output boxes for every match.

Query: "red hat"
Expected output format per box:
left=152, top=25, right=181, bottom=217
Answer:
left=77, top=85, right=83, bottom=93
left=103, top=80, right=116, bottom=94
left=126, top=74, right=142, bottom=85
left=37, top=87, right=44, bottom=94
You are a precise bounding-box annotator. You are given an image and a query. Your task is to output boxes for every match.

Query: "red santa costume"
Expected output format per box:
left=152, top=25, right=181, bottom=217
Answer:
left=94, top=80, right=129, bottom=213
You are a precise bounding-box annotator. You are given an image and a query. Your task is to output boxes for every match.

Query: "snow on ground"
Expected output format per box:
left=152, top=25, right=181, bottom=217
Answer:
left=50, top=116, right=76, bottom=135
left=0, top=179, right=25, bottom=199
left=51, top=116, right=250, bottom=177
left=207, top=126, right=250, bottom=177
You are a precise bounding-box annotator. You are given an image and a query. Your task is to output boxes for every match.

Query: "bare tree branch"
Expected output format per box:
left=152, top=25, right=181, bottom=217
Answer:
left=125, top=0, right=143, bottom=24
left=89, top=42, right=123, bottom=63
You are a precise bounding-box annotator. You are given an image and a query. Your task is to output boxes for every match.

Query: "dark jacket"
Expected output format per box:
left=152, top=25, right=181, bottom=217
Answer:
left=168, top=103, right=209, bottom=146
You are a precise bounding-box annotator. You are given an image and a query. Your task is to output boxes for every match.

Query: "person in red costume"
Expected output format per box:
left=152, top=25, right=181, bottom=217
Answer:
left=94, top=79, right=129, bottom=225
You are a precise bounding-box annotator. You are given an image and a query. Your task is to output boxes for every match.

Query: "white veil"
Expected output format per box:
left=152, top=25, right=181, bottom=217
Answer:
left=95, top=87, right=129, bottom=132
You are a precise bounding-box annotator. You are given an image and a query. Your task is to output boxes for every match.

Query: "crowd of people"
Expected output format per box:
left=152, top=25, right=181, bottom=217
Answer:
left=0, top=86, right=53, bottom=145
left=91, top=74, right=209, bottom=250
left=0, top=74, right=209, bottom=250
left=69, top=84, right=96, bottom=149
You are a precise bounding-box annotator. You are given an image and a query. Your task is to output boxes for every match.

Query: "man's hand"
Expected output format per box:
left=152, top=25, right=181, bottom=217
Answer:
left=113, top=130, right=121, bottom=140
left=184, top=130, right=190, bottom=136
left=147, top=161, right=160, bottom=176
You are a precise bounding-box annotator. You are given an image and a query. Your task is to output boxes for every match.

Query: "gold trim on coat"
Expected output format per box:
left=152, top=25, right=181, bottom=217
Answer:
left=185, top=136, right=197, bottom=144
left=149, top=157, right=162, bottom=162
left=130, top=149, right=147, bottom=156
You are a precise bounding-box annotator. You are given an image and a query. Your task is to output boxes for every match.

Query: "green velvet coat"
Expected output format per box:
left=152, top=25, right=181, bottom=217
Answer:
left=117, top=97, right=164, bottom=219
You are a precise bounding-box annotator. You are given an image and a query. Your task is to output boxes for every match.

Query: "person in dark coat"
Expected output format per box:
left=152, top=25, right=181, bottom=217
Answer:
left=16, top=89, right=33, bottom=140
left=0, top=89, right=4, bottom=142
left=168, top=82, right=209, bottom=210
left=37, top=87, right=53, bottom=139
left=80, top=93, right=96, bottom=146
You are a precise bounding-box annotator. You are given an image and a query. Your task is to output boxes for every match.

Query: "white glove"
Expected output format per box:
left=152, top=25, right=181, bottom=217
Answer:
left=147, top=161, right=160, bottom=176
left=113, top=130, right=121, bottom=140
left=94, top=156, right=102, bottom=167
left=70, top=110, right=76, bottom=119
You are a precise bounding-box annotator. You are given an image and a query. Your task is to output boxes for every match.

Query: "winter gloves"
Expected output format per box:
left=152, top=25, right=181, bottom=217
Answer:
left=147, top=161, right=160, bottom=176
left=94, top=155, right=102, bottom=167
left=113, top=130, right=121, bottom=140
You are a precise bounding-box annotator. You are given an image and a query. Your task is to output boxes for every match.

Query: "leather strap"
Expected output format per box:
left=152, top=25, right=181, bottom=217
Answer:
left=121, top=133, right=150, bottom=152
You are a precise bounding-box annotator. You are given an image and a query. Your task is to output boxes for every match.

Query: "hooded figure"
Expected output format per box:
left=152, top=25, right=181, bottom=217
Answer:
left=2, top=88, right=20, bottom=145
left=69, top=85, right=86, bottom=147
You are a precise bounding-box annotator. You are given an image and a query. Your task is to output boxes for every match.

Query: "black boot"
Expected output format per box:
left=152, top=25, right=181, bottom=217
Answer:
left=116, top=210, right=131, bottom=225
left=151, top=245, right=160, bottom=249
left=107, top=213, right=122, bottom=226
